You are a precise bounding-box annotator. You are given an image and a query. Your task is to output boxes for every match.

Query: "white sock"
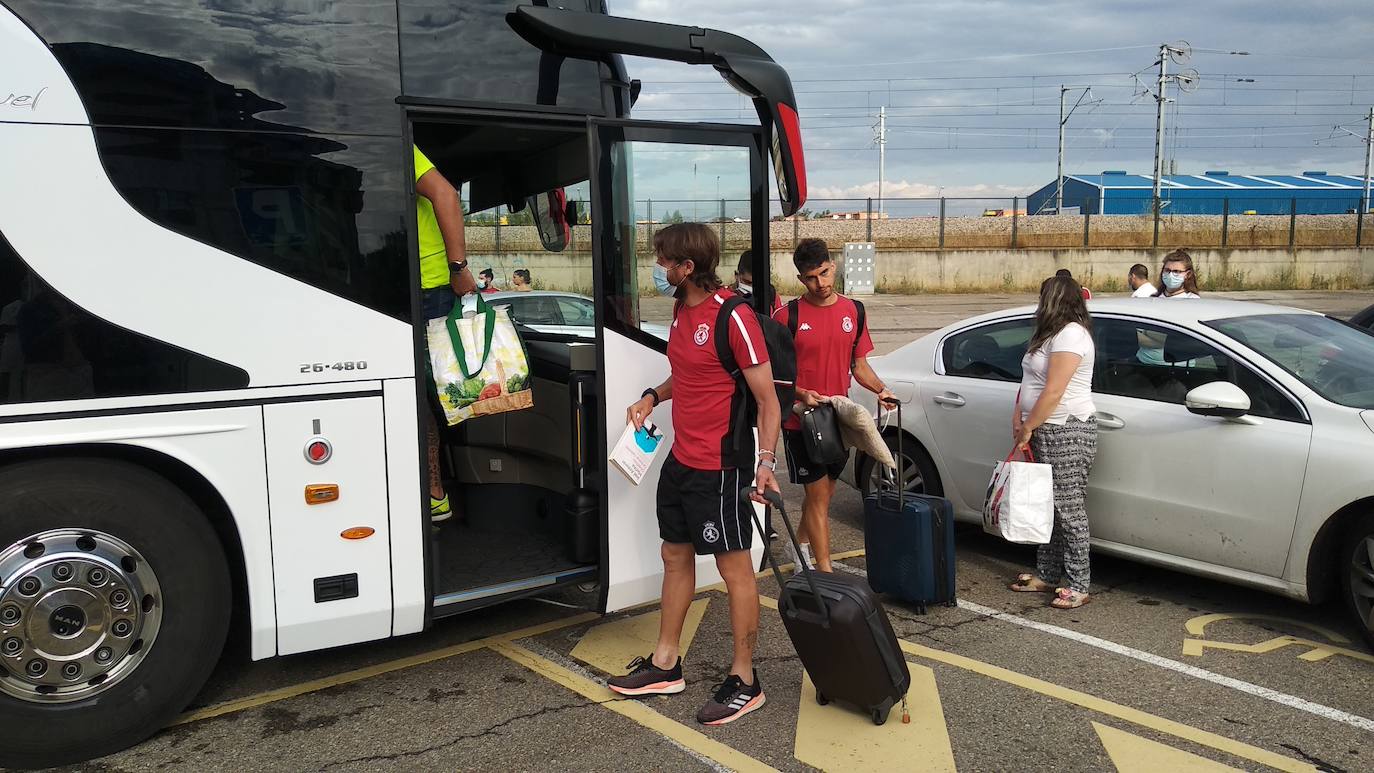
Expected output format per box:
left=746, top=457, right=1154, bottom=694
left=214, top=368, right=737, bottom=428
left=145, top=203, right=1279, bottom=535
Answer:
left=799, top=542, right=814, bottom=568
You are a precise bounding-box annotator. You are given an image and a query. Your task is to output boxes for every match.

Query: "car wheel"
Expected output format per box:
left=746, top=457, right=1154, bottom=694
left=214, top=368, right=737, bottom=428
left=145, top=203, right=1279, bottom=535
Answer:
left=0, top=458, right=231, bottom=769
left=859, top=431, right=942, bottom=500
left=1340, top=512, right=1374, bottom=649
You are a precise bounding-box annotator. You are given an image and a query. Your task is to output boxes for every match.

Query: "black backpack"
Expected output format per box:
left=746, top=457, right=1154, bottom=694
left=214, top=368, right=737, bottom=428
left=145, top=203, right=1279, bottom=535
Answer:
left=784, top=297, right=867, bottom=366
left=713, top=295, right=797, bottom=470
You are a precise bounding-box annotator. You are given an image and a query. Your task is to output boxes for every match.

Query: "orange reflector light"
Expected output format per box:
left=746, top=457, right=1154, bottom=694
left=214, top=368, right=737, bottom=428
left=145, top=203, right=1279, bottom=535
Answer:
left=304, top=484, right=339, bottom=504
left=341, top=527, right=375, bottom=540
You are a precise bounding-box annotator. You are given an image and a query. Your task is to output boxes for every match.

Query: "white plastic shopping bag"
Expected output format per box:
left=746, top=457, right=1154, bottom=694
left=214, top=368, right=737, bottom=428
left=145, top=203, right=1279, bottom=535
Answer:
left=982, top=446, right=1054, bottom=544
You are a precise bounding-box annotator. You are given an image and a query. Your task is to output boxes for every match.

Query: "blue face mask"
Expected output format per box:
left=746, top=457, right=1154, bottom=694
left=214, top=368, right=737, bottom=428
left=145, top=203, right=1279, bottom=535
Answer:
left=1162, top=271, right=1186, bottom=290
left=652, top=263, right=678, bottom=297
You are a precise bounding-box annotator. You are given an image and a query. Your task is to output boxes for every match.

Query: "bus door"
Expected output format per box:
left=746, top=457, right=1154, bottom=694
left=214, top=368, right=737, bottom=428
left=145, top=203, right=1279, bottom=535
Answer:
left=589, top=121, right=770, bottom=611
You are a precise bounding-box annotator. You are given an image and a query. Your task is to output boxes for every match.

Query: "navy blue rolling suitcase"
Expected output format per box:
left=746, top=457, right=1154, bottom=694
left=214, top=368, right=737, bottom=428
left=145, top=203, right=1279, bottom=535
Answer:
left=863, top=403, right=957, bottom=613
left=747, top=489, right=910, bottom=726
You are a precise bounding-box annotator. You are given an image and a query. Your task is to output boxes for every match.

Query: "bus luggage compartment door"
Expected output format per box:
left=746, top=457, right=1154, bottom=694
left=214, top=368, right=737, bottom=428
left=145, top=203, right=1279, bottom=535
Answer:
left=263, top=395, right=392, bottom=654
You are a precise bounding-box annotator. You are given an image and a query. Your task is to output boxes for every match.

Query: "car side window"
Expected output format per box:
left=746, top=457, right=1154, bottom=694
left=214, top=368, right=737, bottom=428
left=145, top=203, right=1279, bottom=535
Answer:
left=1093, top=317, right=1304, bottom=422
left=504, top=297, right=564, bottom=326
left=556, top=298, right=595, bottom=327
left=941, top=318, right=1033, bottom=382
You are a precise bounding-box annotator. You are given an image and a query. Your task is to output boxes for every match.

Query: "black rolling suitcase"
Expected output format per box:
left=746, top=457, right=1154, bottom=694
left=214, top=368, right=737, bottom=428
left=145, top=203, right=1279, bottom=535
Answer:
left=746, top=489, right=910, bottom=725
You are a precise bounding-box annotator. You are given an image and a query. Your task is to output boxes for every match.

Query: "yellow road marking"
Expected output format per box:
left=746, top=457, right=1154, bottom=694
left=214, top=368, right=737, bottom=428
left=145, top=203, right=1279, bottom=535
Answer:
left=492, top=642, right=779, bottom=773
left=174, top=612, right=599, bottom=725
left=1185, top=614, right=1350, bottom=643
left=1182, top=613, right=1374, bottom=665
left=1094, top=722, right=1243, bottom=772
left=571, top=598, right=710, bottom=675
left=758, top=595, right=1313, bottom=773
left=1183, top=634, right=1374, bottom=665
left=795, top=668, right=956, bottom=772
left=175, top=547, right=865, bottom=727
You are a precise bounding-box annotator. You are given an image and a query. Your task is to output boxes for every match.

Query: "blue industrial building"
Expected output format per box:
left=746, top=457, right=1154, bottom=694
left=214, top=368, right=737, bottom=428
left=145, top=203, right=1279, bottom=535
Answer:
left=1027, top=171, right=1371, bottom=215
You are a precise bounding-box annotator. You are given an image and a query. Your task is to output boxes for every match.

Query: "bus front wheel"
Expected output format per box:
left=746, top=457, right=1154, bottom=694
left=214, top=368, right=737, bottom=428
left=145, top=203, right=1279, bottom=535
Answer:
left=0, top=458, right=231, bottom=769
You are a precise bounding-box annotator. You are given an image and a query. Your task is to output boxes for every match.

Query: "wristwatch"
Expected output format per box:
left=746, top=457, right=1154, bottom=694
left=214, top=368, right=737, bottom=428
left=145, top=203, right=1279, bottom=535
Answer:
left=448, top=259, right=469, bottom=273
left=641, top=388, right=661, bottom=407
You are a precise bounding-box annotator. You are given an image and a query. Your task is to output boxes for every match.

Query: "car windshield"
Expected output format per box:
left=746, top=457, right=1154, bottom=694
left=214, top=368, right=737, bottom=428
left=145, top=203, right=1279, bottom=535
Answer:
left=1205, top=314, right=1374, bottom=409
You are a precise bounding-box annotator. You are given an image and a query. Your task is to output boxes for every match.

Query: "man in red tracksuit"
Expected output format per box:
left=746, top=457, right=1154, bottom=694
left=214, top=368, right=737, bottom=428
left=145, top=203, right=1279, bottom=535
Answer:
left=773, top=238, right=896, bottom=572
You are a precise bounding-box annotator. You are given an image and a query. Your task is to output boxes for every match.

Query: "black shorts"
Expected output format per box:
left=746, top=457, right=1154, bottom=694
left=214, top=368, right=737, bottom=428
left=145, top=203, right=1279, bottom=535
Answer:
left=657, top=455, right=753, bottom=555
left=783, top=429, right=846, bottom=485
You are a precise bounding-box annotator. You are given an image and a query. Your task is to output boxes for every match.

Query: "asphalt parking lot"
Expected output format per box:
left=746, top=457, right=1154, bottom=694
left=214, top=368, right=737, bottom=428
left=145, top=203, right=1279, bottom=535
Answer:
left=56, top=290, right=1374, bottom=773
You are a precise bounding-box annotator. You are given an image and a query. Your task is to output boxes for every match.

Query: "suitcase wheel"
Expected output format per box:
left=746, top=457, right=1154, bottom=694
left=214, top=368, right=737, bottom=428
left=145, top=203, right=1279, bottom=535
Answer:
left=815, top=691, right=829, bottom=706
left=871, top=708, right=887, bottom=726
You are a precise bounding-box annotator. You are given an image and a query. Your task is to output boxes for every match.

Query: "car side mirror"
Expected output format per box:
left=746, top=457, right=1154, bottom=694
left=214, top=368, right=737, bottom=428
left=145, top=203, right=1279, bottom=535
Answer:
left=1185, top=381, right=1251, bottom=418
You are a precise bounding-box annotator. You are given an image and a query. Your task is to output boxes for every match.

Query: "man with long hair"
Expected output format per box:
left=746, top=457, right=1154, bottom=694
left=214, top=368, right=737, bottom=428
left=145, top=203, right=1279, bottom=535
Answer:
left=612, top=223, right=782, bottom=726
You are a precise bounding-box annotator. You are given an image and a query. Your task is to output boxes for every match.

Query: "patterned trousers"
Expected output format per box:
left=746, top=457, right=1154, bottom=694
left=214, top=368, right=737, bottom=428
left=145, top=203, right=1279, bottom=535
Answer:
left=1032, top=417, right=1098, bottom=593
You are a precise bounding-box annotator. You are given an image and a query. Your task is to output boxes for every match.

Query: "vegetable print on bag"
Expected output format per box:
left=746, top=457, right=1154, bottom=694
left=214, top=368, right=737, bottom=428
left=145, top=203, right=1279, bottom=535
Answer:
left=427, top=296, right=533, bottom=426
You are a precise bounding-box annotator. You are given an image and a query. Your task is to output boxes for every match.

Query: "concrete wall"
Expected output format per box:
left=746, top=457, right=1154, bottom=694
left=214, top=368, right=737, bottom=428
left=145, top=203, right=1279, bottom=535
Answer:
left=467, top=247, right=1374, bottom=296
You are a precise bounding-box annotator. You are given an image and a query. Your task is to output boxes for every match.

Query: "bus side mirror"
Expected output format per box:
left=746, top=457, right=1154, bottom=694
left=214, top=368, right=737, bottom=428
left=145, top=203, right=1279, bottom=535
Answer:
left=565, top=199, right=580, bottom=227
left=528, top=188, right=572, bottom=252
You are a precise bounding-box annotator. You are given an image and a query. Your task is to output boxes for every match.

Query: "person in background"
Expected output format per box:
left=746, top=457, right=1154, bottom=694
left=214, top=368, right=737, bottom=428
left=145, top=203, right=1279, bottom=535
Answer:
left=1155, top=249, right=1201, bottom=298
left=1008, top=275, right=1098, bottom=609
left=611, top=223, right=780, bottom=726
left=1128, top=263, right=1155, bottom=297
left=1055, top=268, right=1092, bottom=300
left=773, top=238, right=896, bottom=573
left=731, top=249, right=784, bottom=543
left=478, top=268, right=500, bottom=294
left=512, top=268, right=534, bottom=291
left=731, top=250, right=783, bottom=314
left=414, top=145, right=477, bottom=525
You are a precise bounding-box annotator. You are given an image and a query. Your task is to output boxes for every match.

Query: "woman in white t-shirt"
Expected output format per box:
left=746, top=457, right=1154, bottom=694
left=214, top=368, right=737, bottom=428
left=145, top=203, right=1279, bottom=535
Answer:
left=1007, top=275, right=1098, bottom=609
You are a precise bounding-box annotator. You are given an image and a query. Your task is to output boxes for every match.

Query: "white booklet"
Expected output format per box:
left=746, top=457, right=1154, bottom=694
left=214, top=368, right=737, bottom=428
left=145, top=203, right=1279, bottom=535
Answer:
left=609, top=420, right=664, bottom=486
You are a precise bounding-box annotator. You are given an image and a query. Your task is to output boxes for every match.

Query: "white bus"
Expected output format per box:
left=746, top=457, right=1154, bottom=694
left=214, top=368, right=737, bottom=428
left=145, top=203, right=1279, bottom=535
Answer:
left=0, top=1, right=807, bottom=765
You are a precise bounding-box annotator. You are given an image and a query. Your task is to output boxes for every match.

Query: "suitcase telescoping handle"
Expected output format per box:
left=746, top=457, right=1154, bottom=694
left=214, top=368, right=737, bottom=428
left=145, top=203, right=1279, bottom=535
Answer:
left=740, top=488, right=831, bottom=627
left=879, top=400, right=905, bottom=509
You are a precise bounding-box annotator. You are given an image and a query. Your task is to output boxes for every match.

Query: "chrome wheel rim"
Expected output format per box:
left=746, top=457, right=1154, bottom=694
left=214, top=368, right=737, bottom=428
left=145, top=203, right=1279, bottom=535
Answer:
left=869, top=449, right=926, bottom=496
left=0, top=529, right=162, bottom=703
left=1351, top=534, right=1374, bottom=634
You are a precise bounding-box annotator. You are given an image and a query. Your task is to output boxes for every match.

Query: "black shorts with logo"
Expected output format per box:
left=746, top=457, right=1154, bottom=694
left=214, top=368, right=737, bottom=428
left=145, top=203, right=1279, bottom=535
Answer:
left=657, top=454, right=753, bottom=555
left=783, top=429, right=846, bottom=485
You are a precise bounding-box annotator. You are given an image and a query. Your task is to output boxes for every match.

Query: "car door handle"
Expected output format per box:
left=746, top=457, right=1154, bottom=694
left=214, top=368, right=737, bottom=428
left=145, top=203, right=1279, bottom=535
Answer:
left=1095, top=412, right=1126, bottom=429
left=933, top=393, right=966, bottom=407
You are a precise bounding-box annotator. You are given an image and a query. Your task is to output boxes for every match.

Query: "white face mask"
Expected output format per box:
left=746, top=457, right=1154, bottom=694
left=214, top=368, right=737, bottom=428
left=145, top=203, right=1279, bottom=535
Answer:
left=736, top=281, right=753, bottom=295
left=1162, top=271, right=1186, bottom=290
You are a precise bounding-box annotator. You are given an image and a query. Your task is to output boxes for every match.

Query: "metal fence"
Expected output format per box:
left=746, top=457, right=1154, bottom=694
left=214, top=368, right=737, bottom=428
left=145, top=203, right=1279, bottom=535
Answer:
left=463, top=195, right=1372, bottom=256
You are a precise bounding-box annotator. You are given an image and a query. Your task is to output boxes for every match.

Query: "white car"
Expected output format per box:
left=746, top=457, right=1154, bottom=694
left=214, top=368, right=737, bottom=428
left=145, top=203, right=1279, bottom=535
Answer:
left=849, top=298, right=1374, bottom=644
left=486, top=291, right=669, bottom=340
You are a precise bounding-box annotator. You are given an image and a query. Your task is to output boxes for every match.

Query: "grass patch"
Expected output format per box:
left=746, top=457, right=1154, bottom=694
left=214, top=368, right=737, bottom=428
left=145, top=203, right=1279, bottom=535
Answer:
left=1095, top=276, right=1125, bottom=293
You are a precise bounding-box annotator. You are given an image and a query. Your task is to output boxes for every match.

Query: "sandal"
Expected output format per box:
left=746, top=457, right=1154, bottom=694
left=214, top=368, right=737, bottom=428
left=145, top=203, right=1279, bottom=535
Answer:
left=1050, top=588, right=1091, bottom=609
left=1009, top=573, right=1054, bottom=593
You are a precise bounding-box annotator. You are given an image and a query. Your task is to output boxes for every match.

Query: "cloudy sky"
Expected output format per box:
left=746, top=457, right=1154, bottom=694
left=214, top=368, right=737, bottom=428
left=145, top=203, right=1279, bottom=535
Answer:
left=612, top=0, right=1374, bottom=206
